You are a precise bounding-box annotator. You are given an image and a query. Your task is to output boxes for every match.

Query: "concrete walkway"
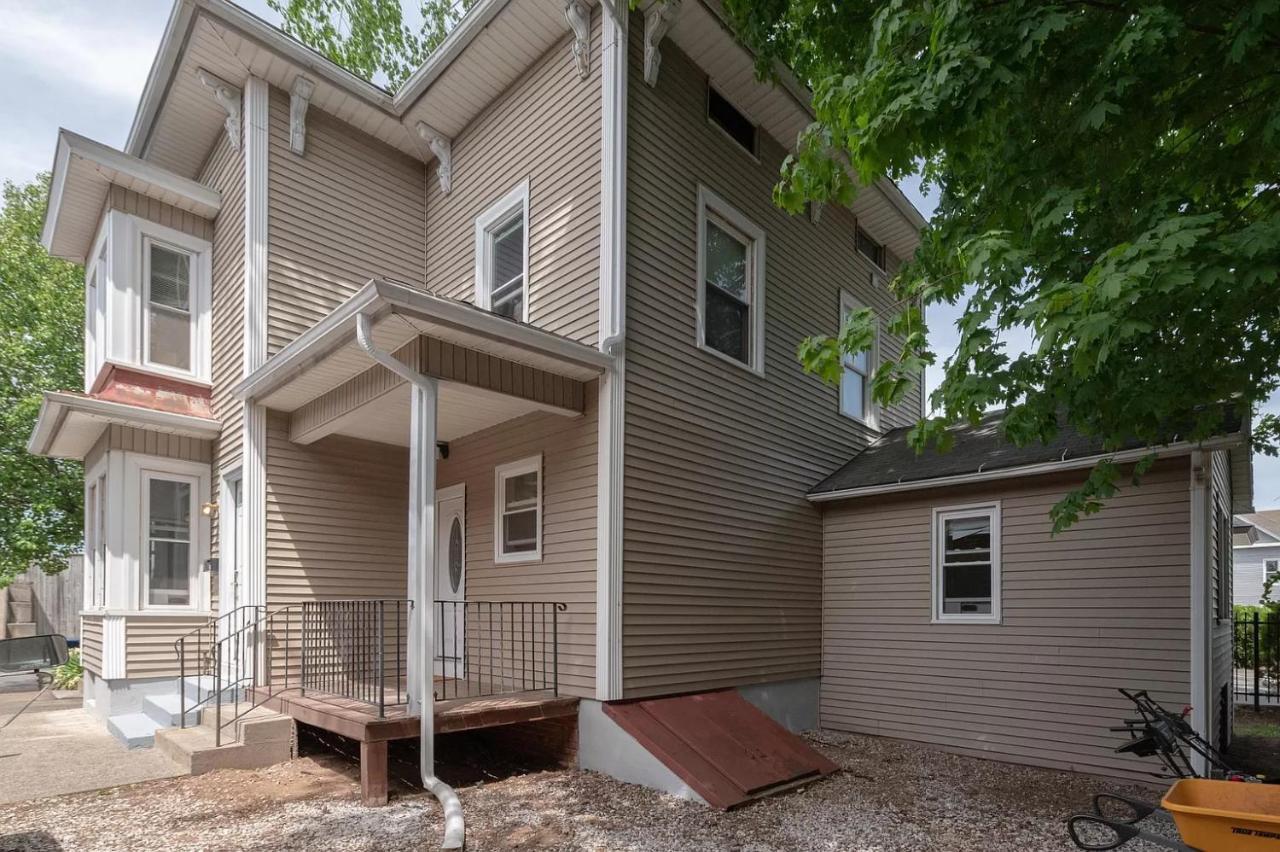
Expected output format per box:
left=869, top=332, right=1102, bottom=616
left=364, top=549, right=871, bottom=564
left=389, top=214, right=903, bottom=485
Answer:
left=0, top=673, right=180, bottom=803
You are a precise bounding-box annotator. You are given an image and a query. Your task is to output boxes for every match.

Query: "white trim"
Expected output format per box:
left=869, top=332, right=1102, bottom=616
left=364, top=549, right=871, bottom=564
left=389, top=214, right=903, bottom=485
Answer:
left=695, top=186, right=766, bottom=375
left=27, top=391, right=222, bottom=459
left=474, top=179, right=531, bottom=322
left=218, top=467, right=244, bottom=615
left=1189, top=451, right=1210, bottom=776
left=122, top=453, right=211, bottom=614
left=241, top=77, right=269, bottom=613
left=139, top=469, right=202, bottom=611
left=808, top=436, right=1246, bottom=503
left=141, top=236, right=199, bottom=378
left=838, top=290, right=880, bottom=430
left=595, top=6, right=627, bottom=702
left=101, top=614, right=126, bottom=679
left=233, top=279, right=612, bottom=403
left=494, top=454, right=543, bottom=565
left=42, top=129, right=222, bottom=261
left=930, top=502, right=1002, bottom=625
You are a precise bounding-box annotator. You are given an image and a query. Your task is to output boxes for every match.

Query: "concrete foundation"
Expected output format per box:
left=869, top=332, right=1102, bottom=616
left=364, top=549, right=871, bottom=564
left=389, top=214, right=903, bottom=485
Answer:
left=576, top=700, right=707, bottom=804
left=737, top=677, right=820, bottom=733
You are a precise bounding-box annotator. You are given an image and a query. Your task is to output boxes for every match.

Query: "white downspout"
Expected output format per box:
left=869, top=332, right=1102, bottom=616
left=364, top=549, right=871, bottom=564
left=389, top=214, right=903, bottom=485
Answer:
left=355, top=313, right=464, bottom=850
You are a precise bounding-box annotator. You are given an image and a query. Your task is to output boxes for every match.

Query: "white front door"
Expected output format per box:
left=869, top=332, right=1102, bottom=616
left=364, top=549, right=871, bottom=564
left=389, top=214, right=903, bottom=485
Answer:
left=218, top=475, right=243, bottom=626
left=434, top=485, right=466, bottom=679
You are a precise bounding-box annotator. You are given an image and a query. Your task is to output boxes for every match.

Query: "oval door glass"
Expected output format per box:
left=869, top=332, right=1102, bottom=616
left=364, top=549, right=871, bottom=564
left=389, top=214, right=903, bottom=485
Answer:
left=448, top=517, right=463, bottom=593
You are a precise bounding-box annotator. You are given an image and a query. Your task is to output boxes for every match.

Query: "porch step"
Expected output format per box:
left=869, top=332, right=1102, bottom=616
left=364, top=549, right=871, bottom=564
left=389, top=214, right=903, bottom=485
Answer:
left=107, top=712, right=163, bottom=749
left=154, top=706, right=296, bottom=775
left=181, top=675, right=243, bottom=704
left=143, top=692, right=201, bottom=728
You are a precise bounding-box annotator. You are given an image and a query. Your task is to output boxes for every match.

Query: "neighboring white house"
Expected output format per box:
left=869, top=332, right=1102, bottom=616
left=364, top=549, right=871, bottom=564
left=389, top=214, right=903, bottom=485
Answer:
left=1234, top=510, right=1280, bottom=605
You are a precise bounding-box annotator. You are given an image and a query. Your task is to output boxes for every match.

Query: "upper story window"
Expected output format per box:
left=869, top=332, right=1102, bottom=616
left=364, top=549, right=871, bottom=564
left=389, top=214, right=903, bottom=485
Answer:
left=1267, top=559, right=1280, bottom=583
left=707, top=87, right=757, bottom=157
left=145, top=240, right=194, bottom=372
left=855, top=226, right=885, bottom=270
left=495, top=455, right=542, bottom=564
left=475, top=180, right=530, bottom=322
left=932, top=503, right=1002, bottom=624
left=839, top=292, right=880, bottom=428
left=696, top=187, right=766, bottom=374
left=85, top=210, right=211, bottom=385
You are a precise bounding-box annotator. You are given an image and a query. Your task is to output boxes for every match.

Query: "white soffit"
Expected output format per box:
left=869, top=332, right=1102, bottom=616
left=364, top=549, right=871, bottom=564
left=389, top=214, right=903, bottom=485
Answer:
left=665, top=0, right=926, bottom=260
left=41, top=130, right=222, bottom=263
left=27, top=392, right=222, bottom=460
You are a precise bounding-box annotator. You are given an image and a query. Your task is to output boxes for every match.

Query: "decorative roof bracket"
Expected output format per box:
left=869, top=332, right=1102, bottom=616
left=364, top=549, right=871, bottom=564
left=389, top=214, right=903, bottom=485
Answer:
left=289, top=76, right=315, bottom=155
left=197, top=68, right=242, bottom=151
left=565, top=1, right=592, bottom=79
left=643, top=0, right=681, bottom=88
left=415, top=121, right=453, bottom=195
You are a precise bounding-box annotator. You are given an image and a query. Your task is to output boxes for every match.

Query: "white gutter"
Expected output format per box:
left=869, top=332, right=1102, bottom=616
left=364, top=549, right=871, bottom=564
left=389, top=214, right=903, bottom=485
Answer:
left=355, top=313, right=463, bottom=851
left=27, top=392, right=222, bottom=458
left=807, top=435, right=1246, bottom=503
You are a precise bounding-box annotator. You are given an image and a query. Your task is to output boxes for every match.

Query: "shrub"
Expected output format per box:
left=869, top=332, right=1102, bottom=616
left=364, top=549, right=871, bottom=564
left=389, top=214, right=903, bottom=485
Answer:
left=50, top=648, right=82, bottom=690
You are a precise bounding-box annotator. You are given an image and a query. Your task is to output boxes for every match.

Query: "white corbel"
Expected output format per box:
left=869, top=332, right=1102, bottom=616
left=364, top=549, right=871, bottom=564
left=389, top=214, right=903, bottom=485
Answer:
left=643, top=1, right=681, bottom=88
left=415, top=122, right=453, bottom=195
left=197, top=68, right=242, bottom=151
left=289, top=75, right=315, bottom=155
left=565, top=1, right=592, bottom=79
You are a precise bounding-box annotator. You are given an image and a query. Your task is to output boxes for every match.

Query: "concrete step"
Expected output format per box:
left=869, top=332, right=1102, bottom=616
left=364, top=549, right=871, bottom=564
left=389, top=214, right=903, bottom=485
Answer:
left=143, top=693, right=201, bottom=727
left=155, top=707, right=295, bottom=775
left=181, top=675, right=245, bottom=705
left=106, top=712, right=163, bottom=749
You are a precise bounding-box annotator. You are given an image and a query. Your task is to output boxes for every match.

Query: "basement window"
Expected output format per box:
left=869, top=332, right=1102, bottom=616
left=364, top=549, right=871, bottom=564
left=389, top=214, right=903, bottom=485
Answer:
left=495, top=455, right=542, bottom=564
left=932, top=503, right=1001, bottom=624
left=707, top=87, right=757, bottom=156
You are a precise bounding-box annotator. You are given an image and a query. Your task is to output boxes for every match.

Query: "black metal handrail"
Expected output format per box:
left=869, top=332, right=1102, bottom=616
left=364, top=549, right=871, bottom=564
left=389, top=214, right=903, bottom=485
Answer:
left=300, top=599, right=412, bottom=718
left=175, top=604, right=265, bottom=730
left=433, top=600, right=565, bottom=701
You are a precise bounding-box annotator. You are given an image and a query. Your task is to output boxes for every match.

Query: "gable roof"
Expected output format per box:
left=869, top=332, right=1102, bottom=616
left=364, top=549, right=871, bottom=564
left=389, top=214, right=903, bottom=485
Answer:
left=1236, top=510, right=1280, bottom=543
left=808, top=408, right=1247, bottom=502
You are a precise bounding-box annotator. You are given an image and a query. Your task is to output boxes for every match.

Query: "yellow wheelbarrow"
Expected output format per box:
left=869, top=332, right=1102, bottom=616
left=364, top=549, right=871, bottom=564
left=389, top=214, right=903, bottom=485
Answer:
left=1068, top=779, right=1280, bottom=851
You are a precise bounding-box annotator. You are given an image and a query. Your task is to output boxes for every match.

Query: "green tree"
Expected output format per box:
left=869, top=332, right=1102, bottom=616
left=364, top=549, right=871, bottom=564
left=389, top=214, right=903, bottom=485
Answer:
left=268, top=0, right=477, bottom=89
left=0, top=175, right=83, bottom=585
left=727, top=1, right=1280, bottom=529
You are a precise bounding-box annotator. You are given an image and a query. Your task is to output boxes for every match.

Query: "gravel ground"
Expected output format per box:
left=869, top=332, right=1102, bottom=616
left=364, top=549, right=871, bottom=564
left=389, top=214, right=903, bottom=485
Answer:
left=0, top=731, right=1184, bottom=851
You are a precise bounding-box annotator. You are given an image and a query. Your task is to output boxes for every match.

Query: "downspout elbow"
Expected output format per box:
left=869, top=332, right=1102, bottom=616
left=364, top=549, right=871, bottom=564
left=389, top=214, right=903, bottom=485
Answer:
left=355, top=312, right=431, bottom=388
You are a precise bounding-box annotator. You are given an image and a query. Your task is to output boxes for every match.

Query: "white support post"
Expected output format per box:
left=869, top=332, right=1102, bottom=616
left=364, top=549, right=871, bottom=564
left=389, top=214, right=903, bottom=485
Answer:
left=408, top=379, right=439, bottom=778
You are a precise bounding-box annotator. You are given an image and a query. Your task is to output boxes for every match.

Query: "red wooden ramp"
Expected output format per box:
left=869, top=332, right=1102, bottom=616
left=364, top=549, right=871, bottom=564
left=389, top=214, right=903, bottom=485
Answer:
left=603, top=689, right=838, bottom=809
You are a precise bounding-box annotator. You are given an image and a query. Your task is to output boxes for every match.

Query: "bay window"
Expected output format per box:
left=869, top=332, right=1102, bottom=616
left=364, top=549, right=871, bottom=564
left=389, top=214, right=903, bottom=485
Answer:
left=144, top=240, right=194, bottom=372
left=143, top=474, right=197, bottom=607
left=932, top=503, right=1001, bottom=623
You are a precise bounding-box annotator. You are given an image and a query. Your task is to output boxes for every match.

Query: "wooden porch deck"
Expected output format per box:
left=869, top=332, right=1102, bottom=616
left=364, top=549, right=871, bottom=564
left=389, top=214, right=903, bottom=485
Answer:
left=250, top=685, right=579, bottom=805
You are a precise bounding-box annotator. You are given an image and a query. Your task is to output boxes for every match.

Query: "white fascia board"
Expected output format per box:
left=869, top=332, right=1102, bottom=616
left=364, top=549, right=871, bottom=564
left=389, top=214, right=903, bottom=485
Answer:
left=807, top=436, right=1247, bottom=503
left=27, top=391, right=222, bottom=457
left=234, top=279, right=615, bottom=403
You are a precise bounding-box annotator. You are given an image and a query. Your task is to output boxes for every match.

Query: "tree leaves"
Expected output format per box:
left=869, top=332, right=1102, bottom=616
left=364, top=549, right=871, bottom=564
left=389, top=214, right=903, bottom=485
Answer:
left=0, top=176, right=83, bottom=586
left=731, top=0, right=1280, bottom=528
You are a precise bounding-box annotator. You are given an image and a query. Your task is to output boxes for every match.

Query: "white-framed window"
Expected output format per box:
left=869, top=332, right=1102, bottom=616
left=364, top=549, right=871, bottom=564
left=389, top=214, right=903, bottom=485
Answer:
left=143, top=237, right=195, bottom=373
left=696, top=186, right=766, bottom=374
left=839, top=291, right=880, bottom=428
left=474, top=180, right=530, bottom=322
left=932, top=503, right=1001, bottom=624
left=1266, top=559, right=1280, bottom=584
left=494, top=454, right=542, bottom=564
left=142, top=472, right=198, bottom=608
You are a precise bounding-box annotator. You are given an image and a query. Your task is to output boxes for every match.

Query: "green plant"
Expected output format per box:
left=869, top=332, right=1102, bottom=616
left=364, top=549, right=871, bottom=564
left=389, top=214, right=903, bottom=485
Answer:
left=50, top=648, right=82, bottom=690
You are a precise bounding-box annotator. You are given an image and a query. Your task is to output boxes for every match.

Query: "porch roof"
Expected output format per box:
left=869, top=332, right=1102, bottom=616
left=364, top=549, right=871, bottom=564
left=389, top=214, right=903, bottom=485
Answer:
left=27, top=390, right=222, bottom=460
left=235, top=278, right=612, bottom=415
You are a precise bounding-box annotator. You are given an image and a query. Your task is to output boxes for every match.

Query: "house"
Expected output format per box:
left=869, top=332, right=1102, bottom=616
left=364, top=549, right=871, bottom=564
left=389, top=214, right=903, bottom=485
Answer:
left=24, top=0, right=1248, bottom=824
left=1234, top=511, right=1280, bottom=606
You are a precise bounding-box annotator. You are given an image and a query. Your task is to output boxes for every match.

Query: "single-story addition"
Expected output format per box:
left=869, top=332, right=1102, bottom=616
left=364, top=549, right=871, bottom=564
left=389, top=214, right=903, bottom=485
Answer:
left=807, top=410, right=1251, bottom=779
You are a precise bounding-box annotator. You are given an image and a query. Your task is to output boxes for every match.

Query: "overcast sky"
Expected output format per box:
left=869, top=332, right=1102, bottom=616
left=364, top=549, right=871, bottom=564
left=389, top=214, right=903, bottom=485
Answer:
left=3, top=0, right=1276, bottom=507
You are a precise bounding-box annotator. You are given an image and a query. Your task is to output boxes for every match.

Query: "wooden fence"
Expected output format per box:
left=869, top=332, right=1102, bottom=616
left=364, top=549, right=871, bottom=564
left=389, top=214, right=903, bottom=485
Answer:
left=0, top=556, right=83, bottom=641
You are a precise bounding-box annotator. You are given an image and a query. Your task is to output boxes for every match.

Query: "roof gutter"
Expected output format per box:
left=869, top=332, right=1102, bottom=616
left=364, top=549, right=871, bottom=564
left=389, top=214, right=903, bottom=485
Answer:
left=806, top=434, right=1246, bottom=504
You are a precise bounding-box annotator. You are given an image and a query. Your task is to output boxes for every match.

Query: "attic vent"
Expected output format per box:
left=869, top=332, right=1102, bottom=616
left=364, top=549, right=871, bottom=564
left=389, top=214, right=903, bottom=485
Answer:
left=855, top=226, right=885, bottom=270
left=707, top=87, right=757, bottom=156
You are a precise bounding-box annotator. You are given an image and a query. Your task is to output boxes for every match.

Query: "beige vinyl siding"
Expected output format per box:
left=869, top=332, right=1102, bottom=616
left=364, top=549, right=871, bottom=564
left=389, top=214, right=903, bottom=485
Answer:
left=821, top=459, right=1192, bottom=779
left=1209, top=449, right=1234, bottom=748
left=436, top=382, right=598, bottom=698
left=101, top=424, right=213, bottom=463
left=424, top=19, right=601, bottom=346
left=80, top=614, right=103, bottom=675
left=124, top=615, right=209, bottom=678
left=266, top=87, right=427, bottom=355
left=198, top=131, right=246, bottom=578
left=620, top=21, right=921, bottom=697
left=104, top=185, right=213, bottom=241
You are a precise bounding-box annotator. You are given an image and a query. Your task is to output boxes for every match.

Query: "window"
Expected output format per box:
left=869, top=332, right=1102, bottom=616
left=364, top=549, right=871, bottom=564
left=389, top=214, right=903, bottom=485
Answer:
left=1267, top=559, right=1280, bottom=582
left=144, top=239, right=194, bottom=372
left=85, top=473, right=107, bottom=609
left=707, top=87, right=757, bottom=156
left=855, top=226, right=885, bottom=270
left=144, top=474, right=197, bottom=607
left=839, top=292, right=879, bottom=427
left=696, top=187, right=766, bottom=373
left=494, top=455, right=542, bottom=563
left=932, top=504, right=1001, bottom=623
left=475, top=180, right=530, bottom=322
